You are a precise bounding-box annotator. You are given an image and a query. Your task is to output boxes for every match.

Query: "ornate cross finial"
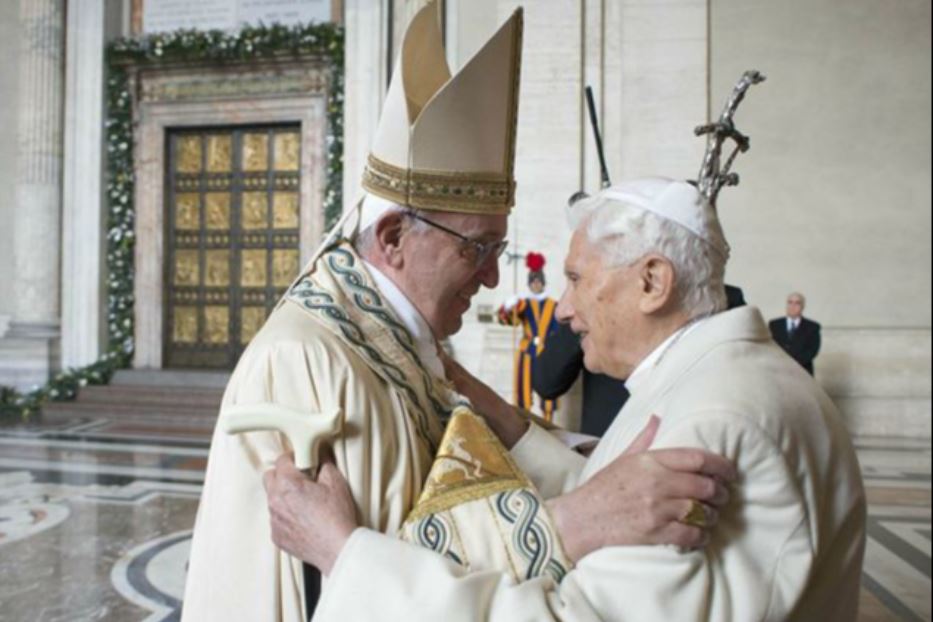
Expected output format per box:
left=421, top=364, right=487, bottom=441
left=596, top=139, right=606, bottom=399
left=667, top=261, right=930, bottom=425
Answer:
left=694, top=70, right=766, bottom=206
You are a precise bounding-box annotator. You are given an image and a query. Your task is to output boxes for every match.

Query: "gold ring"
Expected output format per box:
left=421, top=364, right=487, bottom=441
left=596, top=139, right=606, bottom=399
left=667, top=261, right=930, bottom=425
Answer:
left=681, top=500, right=708, bottom=528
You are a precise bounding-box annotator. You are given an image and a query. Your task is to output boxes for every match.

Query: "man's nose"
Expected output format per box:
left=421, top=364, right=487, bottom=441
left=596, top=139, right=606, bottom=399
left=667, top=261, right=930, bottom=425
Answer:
left=477, top=254, right=500, bottom=288
left=555, top=288, right=573, bottom=324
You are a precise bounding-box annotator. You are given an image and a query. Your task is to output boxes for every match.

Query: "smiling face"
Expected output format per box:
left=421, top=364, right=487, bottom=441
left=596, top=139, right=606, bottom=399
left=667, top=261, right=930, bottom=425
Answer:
left=556, top=230, right=645, bottom=378
left=555, top=226, right=690, bottom=380
left=395, top=211, right=507, bottom=338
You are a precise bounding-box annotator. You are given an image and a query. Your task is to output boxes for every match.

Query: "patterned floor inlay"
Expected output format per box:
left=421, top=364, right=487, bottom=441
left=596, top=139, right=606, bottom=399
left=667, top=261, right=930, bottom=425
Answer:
left=858, top=437, right=932, bottom=621
left=0, top=416, right=929, bottom=621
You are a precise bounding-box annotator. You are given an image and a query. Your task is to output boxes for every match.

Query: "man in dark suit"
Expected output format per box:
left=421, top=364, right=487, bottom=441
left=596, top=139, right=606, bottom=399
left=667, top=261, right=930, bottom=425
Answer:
left=534, top=285, right=747, bottom=437
left=769, top=292, right=821, bottom=375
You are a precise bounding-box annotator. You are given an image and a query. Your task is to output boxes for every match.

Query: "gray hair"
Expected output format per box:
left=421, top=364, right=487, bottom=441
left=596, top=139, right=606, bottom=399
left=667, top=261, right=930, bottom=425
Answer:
left=569, top=194, right=727, bottom=317
left=355, top=204, right=429, bottom=257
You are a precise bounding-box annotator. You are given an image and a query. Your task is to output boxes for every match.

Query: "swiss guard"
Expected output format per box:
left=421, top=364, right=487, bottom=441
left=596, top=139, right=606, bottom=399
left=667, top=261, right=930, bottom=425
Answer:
left=498, top=251, right=560, bottom=420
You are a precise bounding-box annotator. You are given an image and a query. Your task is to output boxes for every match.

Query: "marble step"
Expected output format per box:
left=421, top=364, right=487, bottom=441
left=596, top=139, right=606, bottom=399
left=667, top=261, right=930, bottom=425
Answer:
left=75, top=384, right=224, bottom=408
left=41, top=379, right=225, bottom=421
left=111, top=369, right=230, bottom=389
left=40, top=399, right=221, bottom=420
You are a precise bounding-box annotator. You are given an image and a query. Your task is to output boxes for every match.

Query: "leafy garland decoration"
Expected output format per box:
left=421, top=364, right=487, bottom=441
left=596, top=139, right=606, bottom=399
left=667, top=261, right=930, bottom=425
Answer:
left=0, top=22, right=344, bottom=421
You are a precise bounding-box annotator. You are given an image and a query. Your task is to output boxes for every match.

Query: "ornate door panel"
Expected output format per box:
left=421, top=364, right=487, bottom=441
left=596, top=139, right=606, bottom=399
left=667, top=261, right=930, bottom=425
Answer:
left=164, top=125, right=302, bottom=369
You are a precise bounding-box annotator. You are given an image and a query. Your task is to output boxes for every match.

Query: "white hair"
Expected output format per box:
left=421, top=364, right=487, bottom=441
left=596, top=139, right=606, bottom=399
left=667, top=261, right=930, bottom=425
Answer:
left=354, top=196, right=428, bottom=257
left=569, top=194, right=727, bottom=317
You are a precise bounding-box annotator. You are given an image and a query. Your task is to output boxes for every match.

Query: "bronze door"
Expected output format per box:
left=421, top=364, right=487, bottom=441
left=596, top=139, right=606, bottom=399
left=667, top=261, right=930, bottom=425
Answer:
left=164, top=125, right=303, bottom=369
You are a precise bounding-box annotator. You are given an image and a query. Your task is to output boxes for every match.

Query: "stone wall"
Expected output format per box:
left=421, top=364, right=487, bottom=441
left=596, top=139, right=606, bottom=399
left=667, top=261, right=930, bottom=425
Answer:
left=710, top=0, right=932, bottom=437
left=0, top=0, right=20, bottom=327
left=818, top=328, right=931, bottom=438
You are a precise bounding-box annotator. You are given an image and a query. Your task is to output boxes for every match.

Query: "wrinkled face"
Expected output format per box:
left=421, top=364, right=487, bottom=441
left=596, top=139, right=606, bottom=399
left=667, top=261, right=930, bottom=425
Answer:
left=556, top=230, right=644, bottom=379
left=398, top=211, right=507, bottom=338
left=786, top=294, right=804, bottom=319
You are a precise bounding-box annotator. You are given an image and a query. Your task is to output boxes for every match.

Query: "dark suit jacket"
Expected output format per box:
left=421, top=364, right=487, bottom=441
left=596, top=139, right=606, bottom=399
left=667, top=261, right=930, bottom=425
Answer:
left=769, top=316, right=821, bottom=375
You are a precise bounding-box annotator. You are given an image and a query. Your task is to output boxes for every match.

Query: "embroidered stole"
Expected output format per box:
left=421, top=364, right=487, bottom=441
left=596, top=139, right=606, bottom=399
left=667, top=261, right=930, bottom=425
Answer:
left=286, top=242, right=453, bottom=453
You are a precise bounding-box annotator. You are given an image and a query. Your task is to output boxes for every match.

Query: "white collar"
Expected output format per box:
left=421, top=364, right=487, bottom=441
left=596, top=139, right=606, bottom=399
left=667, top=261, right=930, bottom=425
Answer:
left=624, top=318, right=707, bottom=394
left=363, top=260, right=445, bottom=379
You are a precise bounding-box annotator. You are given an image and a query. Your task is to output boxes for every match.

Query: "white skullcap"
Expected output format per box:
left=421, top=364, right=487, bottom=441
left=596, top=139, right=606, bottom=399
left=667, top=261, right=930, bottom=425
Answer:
left=599, top=177, right=730, bottom=258
left=359, top=192, right=404, bottom=232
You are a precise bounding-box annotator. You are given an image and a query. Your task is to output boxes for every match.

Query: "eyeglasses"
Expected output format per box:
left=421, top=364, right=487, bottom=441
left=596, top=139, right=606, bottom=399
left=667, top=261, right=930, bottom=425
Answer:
left=405, top=211, right=509, bottom=267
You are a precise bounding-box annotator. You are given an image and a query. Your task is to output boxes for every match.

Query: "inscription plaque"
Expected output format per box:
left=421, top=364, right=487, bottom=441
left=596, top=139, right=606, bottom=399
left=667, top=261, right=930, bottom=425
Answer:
left=143, top=0, right=333, bottom=33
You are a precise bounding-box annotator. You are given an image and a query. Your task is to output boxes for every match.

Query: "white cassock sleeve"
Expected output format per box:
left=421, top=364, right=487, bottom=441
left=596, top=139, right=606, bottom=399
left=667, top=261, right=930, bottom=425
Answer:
left=313, top=413, right=821, bottom=621
left=509, top=423, right=588, bottom=498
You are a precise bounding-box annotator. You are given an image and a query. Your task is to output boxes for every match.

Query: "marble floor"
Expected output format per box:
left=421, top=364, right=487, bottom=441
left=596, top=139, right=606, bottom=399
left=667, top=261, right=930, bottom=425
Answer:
left=0, top=414, right=929, bottom=621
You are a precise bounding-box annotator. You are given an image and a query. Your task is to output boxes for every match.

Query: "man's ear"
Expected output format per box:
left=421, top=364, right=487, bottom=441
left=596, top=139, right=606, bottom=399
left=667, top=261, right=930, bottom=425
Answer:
left=637, top=254, right=677, bottom=314
left=374, top=212, right=407, bottom=269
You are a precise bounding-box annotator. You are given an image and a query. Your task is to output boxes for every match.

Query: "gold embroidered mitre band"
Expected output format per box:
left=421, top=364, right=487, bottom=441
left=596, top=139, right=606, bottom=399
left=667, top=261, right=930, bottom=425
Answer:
left=361, top=2, right=523, bottom=215
left=399, top=406, right=573, bottom=584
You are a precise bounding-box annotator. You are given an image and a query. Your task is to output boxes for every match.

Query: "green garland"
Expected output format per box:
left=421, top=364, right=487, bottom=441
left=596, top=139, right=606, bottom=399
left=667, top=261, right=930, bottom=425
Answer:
left=0, top=22, right=344, bottom=422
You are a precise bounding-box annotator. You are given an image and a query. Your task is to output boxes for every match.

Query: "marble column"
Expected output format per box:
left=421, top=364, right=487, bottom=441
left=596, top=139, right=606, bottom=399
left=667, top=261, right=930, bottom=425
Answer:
left=342, top=0, right=391, bottom=209
left=0, top=0, right=65, bottom=390
left=61, top=0, right=106, bottom=368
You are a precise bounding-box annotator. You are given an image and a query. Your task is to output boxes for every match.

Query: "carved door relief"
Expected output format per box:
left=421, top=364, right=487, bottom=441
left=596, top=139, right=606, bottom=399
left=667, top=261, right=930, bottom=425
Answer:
left=164, top=124, right=302, bottom=369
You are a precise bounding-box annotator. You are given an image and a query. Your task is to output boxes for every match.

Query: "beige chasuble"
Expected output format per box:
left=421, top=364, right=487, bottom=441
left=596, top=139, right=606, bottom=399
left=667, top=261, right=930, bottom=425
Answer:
left=182, top=242, right=454, bottom=622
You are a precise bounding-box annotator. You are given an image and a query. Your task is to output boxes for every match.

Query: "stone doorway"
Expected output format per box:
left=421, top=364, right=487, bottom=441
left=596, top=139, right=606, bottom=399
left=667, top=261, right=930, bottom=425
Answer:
left=128, top=59, right=330, bottom=370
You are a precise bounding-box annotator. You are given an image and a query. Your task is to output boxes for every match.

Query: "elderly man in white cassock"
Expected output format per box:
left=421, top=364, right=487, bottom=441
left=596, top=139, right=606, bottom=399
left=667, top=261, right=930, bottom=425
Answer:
left=261, top=74, right=867, bottom=621
left=182, top=4, right=736, bottom=622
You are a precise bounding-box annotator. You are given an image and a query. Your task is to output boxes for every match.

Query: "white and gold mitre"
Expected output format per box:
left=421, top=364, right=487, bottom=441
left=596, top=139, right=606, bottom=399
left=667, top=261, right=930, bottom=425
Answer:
left=361, top=2, right=523, bottom=215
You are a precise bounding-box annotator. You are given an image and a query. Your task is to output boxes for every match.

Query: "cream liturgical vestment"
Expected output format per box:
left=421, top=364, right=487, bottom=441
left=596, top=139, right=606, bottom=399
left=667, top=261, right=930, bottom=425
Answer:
left=314, top=306, right=867, bottom=621
left=182, top=243, right=455, bottom=622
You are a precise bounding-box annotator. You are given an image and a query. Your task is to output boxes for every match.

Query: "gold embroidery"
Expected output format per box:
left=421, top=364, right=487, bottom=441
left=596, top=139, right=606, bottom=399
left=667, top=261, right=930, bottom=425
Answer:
left=362, top=155, right=514, bottom=214
left=405, top=407, right=529, bottom=522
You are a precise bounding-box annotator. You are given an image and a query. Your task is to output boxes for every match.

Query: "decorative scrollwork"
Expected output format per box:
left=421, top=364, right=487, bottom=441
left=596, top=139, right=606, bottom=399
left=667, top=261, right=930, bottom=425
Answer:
left=496, top=489, right=568, bottom=583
